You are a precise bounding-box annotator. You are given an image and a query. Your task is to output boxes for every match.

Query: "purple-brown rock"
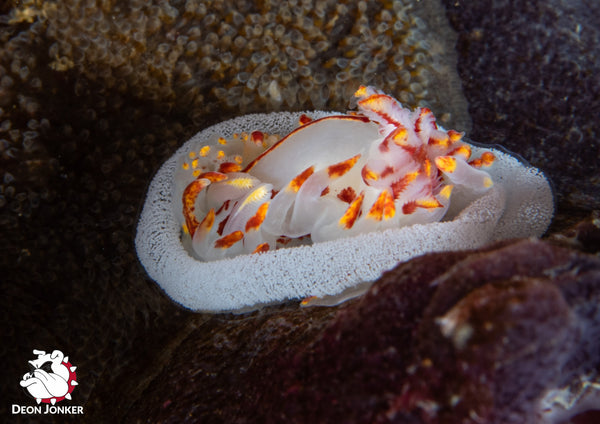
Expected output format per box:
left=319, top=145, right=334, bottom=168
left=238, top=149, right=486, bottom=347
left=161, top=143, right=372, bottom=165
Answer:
left=122, top=239, right=600, bottom=423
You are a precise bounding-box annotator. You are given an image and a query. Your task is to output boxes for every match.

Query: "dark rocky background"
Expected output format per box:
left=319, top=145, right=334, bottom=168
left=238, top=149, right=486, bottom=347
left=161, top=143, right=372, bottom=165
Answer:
left=444, top=0, right=600, bottom=232
left=1, top=0, right=599, bottom=423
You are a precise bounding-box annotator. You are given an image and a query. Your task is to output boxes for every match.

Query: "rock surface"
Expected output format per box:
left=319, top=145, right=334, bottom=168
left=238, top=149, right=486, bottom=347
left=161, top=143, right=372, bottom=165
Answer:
left=120, top=239, right=600, bottom=424
left=443, top=0, right=600, bottom=230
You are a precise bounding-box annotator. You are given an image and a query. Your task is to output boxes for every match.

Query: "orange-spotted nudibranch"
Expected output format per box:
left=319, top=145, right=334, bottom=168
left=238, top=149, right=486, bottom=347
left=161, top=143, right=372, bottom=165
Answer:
left=135, top=86, right=554, bottom=311
left=173, top=86, right=496, bottom=261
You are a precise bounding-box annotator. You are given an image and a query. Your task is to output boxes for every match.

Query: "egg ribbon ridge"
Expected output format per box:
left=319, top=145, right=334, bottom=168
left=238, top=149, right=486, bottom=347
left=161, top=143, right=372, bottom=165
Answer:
left=136, top=87, right=554, bottom=312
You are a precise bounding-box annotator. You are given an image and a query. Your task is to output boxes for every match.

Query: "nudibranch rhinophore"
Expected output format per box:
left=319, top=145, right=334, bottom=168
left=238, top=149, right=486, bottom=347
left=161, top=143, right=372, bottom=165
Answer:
left=136, top=86, right=554, bottom=312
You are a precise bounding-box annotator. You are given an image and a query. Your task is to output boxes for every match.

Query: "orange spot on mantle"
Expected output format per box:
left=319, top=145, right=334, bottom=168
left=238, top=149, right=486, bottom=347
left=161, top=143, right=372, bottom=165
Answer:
left=435, top=156, right=457, bottom=173
left=327, top=154, right=361, bottom=179
left=182, top=178, right=210, bottom=237
left=402, top=197, right=443, bottom=214
left=197, top=208, right=215, bottom=237
left=245, top=202, right=269, bottom=232
left=299, top=114, right=312, bottom=125
left=218, top=162, right=242, bottom=173
left=250, top=131, right=264, bottom=145
left=367, top=190, right=395, bottom=221
left=252, top=242, right=270, bottom=254
left=337, top=186, right=357, bottom=204
left=361, top=165, right=379, bottom=183
left=214, top=231, right=244, bottom=249
left=289, top=166, right=315, bottom=192
left=339, top=191, right=364, bottom=229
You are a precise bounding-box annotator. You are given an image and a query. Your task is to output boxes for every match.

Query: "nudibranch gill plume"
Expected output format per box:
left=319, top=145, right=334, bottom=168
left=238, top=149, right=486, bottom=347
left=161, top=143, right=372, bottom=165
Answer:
left=136, top=86, right=554, bottom=311
left=174, top=86, right=496, bottom=261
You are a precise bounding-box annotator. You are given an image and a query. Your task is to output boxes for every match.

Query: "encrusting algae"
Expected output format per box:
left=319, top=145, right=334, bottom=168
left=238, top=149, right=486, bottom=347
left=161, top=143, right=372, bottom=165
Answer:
left=0, top=0, right=468, bottom=226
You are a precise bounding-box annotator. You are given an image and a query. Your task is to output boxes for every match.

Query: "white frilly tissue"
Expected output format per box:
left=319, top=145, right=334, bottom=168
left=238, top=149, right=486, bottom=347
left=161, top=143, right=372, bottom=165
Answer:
left=136, top=107, right=553, bottom=312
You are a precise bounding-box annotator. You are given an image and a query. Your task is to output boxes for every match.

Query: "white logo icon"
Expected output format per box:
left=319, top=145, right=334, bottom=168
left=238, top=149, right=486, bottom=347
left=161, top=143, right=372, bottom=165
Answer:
left=20, top=349, right=78, bottom=405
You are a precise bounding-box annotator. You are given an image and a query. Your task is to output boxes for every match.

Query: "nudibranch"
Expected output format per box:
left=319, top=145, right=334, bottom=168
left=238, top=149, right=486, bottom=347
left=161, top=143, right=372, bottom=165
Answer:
left=174, top=86, right=495, bottom=261
left=136, top=86, right=554, bottom=312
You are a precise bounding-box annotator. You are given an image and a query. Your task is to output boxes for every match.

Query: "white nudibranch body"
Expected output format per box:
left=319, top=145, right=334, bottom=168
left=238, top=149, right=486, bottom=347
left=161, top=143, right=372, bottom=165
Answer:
left=135, top=86, right=554, bottom=312
left=175, top=86, right=495, bottom=260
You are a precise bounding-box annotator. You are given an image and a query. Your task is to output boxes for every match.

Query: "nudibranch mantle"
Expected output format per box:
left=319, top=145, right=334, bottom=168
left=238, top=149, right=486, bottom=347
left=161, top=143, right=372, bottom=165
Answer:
left=136, top=88, right=553, bottom=312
